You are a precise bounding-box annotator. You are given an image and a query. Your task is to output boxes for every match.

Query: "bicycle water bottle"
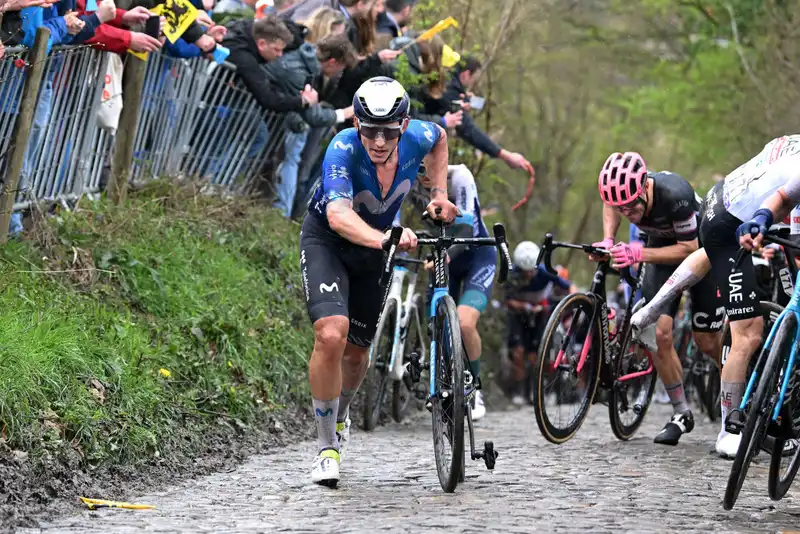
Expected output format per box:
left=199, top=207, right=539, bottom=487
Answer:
left=607, top=308, right=617, bottom=340
left=791, top=206, right=800, bottom=235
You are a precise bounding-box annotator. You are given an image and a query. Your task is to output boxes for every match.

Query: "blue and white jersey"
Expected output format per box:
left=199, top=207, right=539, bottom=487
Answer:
left=309, top=120, right=441, bottom=231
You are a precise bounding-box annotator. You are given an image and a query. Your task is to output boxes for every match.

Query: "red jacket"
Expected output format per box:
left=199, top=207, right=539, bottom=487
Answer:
left=76, top=0, right=132, bottom=54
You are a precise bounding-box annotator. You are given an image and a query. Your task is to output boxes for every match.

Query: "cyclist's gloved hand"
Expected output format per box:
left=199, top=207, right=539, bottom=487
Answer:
left=737, top=208, right=773, bottom=250
left=610, top=241, right=644, bottom=269
left=588, top=237, right=614, bottom=261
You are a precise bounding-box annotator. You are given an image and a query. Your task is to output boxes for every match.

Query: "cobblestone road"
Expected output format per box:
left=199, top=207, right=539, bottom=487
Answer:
left=22, top=404, right=800, bottom=533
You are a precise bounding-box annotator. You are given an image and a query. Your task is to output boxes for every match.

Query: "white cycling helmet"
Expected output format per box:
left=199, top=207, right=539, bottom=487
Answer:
left=513, top=241, right=540, bottom=271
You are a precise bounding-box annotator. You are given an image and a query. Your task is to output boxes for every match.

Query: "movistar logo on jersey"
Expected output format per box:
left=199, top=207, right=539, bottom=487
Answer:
left=421, top=123, right=434, bottom=142
left=334, top=141, right=354, bottom=153
left=353, top=179, right=411, bottom=214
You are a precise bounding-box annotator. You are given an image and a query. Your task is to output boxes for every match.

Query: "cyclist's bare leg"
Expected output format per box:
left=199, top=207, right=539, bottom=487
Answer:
left=693, top=331, right=722, bottom=363
left=632, top=249, right=711, bottom=330
left=654, top=315, right=689, bottom=414
left=458, top=305, right=482, bottom=378
left=717, top=316, right=764, bottom=448
left=309, top=316, right=348, bottom=452
left=337, top=342, right=369, bottom=423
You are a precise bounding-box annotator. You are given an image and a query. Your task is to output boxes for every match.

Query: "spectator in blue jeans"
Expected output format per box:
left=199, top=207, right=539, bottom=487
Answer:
left=261, top=32, right=356, bottom=216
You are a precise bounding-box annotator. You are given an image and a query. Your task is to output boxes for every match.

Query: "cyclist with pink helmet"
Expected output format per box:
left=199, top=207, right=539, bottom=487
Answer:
left=591, top=151, right=723, bottom=446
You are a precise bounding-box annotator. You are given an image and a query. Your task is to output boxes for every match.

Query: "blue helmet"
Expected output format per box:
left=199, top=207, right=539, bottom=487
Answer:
left=352, top=76, right=410, bottom=124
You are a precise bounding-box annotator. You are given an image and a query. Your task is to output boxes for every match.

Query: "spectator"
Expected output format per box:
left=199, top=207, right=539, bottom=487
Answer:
left=223, top=13, right=318, bottom=113
left=279, top=0, right=366, bottom=23
left=349, top=0, right=380, bottom=55
left=264, top=32, right=356, bottom=216
left=403, top=35, right=462, bottom=131
left=443, top=55, right=534, bottom=174
left=300, top=5, right=344, bottom=42
left=375, top=0, right=413, bottom=38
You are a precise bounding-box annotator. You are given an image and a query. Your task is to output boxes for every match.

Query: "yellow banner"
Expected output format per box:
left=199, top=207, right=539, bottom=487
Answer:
left=158, top=0, right=199, bottom=44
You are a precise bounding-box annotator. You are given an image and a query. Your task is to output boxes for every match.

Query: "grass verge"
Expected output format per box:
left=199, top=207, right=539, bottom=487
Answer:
left=0, top=181, right=312, bottom=529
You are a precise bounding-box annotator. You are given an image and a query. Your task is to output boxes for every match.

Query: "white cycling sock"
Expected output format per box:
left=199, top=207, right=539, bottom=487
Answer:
left=632, top=265, right=703, bottom=330
left=312, top=397, right=339, bottom=452
left=719, top=381, right=745, bottom=441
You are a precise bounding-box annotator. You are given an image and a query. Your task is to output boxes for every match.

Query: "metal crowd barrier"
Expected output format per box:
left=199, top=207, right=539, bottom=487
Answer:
left=133, top=55, right=288, bottom=192
left=1, top=46, right=291, bottom=210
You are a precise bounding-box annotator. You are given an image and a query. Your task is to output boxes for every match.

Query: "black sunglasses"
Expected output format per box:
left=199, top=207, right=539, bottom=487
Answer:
left=358, top=123, right=403, bottom=140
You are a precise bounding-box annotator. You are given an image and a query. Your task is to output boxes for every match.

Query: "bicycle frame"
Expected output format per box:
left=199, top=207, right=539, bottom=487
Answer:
left=538, top=234, right=650, bottom=386
left=741, top=273, right=800, bottom=421
left=377, top=262, right=426, bottom=382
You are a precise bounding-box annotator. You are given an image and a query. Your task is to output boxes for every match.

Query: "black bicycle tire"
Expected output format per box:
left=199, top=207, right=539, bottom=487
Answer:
left=362, top=300, right=397, bottom=431
left=431, top=294, right=465, bottom=493
left=608, top=306, right=658, bottom=441
left=704, top=360, right=721, bottom=422
left=768, top=315, right=800, bottom=500
left=532, top=292, right=602, bottom=444
left=723, top=312, right=792, bottom=510
left=392, top=306, right=423, bottom=422
left=769, top=434, right=800, bottom=500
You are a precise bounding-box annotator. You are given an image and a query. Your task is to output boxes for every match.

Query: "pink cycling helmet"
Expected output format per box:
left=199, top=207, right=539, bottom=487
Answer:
left=598, top=152, right=648, bottom=206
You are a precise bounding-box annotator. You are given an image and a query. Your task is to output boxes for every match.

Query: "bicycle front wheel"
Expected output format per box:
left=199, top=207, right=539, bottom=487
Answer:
left=533, top=292, right=602, bottom=444
left=431, top=294, right=465, bottom=493
left=723, top=312, right=794, bottom=510
left=609, top=300, right=657, bottom=441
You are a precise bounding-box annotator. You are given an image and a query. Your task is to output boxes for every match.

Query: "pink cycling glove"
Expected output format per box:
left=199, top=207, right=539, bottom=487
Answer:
left=610, top=241, right=644, bottom=269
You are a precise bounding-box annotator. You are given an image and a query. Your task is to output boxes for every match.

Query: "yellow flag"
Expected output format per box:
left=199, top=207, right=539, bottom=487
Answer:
left=441, top=44, right=460, bottom=68
left=127, top=49, right=149, bottom=61
left=416, top=16, right=458, bottom=42
left=80, top=497, right=155, bottom=510
left=159, top=0, right=199, bottom=44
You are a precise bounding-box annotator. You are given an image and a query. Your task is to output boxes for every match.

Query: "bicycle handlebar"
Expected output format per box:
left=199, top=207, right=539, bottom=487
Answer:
left=380, top=212, right=512, bottom=287
left=537, top=232, right=636, bottom=286
left=733, top=225, right=800, bottom=271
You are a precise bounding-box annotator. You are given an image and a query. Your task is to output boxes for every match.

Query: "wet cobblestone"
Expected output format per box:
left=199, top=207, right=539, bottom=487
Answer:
left=23, top=404, right=800, bottom=533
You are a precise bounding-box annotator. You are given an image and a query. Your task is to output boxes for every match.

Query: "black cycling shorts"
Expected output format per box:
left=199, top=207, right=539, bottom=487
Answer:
left=507, top=310, right=547, bottom=353
left=698, top=182, right=761, bottom=322
left=299, top=213, right=387, bottom=347
left=639, top=262, right=724, bottom=332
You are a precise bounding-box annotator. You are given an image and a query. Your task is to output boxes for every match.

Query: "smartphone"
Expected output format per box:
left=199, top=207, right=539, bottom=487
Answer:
left=469, top=95, right=485, bottom=111
left=145, top=15, right=160, bottom=39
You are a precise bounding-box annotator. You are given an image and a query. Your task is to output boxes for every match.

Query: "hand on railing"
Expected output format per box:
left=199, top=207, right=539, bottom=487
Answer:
left=64, top=11, right=86, bottom=35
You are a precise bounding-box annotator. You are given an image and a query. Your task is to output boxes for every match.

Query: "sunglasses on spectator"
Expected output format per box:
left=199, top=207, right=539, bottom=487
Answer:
left=358, top=123, right=403, bottom=140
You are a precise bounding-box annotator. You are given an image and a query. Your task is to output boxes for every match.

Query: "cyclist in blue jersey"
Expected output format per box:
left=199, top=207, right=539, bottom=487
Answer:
left=401, top=163, right=495, bottom=421
left=300, top=76, right=458, bottom=488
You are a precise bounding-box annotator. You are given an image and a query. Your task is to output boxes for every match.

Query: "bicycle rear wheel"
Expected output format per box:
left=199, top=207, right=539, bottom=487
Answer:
left=533, top=293, right=602, bottom=444
left=768, top=359, right=800, bottom=500
left=362, top=300, right=397, bottom=431
left=393, top=305, right=425, bottom=422
left=431, top=294, right=465, bottom=493
left=609, top=300, right=657, bottom=441
left=723, top=312, right=793, bottom=510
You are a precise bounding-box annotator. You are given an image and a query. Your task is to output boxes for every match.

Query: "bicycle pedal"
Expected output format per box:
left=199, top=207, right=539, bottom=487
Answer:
left=725, top=409, right=746, bottom=435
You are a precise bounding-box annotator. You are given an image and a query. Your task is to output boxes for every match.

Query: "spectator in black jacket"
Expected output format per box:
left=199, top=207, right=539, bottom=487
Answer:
left=444, top=55, right=533, bottom=173
left=375, top=0, right=413, bottom=38
left=223, top=14, right=319, bottom=113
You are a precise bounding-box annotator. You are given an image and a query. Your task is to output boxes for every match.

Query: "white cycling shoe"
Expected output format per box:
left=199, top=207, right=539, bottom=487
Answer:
left=716, top=432, right=742, bottom=459
left=471, top=390, right=486, bottom=421
left=311, top=448, right=341, bottom=488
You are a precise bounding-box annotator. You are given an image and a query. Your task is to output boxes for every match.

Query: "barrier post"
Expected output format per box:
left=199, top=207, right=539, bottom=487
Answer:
left=108, top=54, right=147, bottom=205
left=0, top=27, right=49, bottom=244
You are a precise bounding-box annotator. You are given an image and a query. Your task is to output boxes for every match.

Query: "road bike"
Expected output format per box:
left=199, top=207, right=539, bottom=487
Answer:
left=724, top=227, right=800, bottom=509
left=362, top=252, right=428, bottom=430
left=380, top=211, right=512, bottom=493
left=532, top=234, right=657, bottom=443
